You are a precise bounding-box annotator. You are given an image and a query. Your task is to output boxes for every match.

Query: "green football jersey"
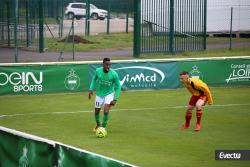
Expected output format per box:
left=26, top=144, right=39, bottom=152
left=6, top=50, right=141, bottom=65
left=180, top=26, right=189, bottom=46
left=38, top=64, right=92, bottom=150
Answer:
left=89, top=67, right=121, bottom=100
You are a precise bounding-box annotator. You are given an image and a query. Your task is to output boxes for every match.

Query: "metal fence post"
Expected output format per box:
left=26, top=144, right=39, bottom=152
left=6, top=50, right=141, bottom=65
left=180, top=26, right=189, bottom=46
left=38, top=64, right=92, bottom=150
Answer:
left=0, top=2, right=2, bottom=43
left=59, top=0, right=64, bottom=38
left=107, top=0, right=111, bottom=34
left=72, top=18, right=75, bottom=60
left=26, top=0, right=29, bottom=47
left=203, top=0, right=207, bottom=50
left=85, top=0, right=90, bottom=36
left=169, top=0, right=174, bottom=54
left=133, top=0, right=141, bottom=58
left=7, top=1, right=10, bottom=47
left=229, top=7, right=233, bottom=50
left=14, top=0, right=19, bottom=62
left=39, top=0, right=44, bottom=53
left=126, top=3, right=129, bottom=33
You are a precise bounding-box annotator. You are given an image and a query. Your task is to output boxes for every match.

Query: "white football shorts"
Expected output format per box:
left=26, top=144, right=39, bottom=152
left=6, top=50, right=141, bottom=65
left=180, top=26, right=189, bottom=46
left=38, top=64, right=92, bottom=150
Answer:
left=95, top=93, right=114, bottom=108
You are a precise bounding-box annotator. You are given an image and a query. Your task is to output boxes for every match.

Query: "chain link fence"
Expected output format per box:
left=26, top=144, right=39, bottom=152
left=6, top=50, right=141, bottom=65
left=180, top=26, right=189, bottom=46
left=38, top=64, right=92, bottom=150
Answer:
left=0, top=0, right=250, bottom=63
left=0, top=0, right=63, bottom=52
left=0, top=0, right=134, bottom=53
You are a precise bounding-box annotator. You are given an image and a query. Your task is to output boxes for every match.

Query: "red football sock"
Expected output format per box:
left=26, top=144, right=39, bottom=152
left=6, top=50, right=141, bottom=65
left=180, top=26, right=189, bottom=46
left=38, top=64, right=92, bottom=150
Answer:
left=185, top=111, right=192, bottom=127
left=196, top=110, right=202, bottom=125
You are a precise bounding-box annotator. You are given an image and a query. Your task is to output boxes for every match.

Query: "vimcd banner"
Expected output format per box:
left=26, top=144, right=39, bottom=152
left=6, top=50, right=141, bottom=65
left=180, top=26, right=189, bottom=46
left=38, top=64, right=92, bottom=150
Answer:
left=0, top=64, right=89, bottom=95
left=89, top=61, right=179, bottom=90
left=179, top=59, right=250, bottom=86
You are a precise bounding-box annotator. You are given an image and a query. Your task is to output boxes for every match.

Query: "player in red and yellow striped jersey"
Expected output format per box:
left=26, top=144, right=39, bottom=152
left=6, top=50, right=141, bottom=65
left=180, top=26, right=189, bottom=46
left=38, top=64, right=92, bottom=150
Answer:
left=179, top=71, right=213, bottom=131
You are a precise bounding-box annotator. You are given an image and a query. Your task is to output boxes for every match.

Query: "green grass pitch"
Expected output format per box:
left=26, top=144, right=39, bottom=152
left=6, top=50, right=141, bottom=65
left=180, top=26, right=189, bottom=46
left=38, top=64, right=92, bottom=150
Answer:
left=0, top=87, right=250, bottom=167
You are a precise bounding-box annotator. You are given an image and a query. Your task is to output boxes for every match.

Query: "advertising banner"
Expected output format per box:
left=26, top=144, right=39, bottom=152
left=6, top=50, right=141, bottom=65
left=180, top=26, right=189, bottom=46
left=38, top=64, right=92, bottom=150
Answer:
left=0, top=127, right=136, bottom=167
left=89, top=62, right=179, bottom=90
left=57, top=144, right=134, bottom=167
left=0, top=64, right=89, bottom=95
left=1, top=58, right=249, bottom=95
left=179, top=59, right=250, bottom=86
left=0, top=129, right=56, bottom=167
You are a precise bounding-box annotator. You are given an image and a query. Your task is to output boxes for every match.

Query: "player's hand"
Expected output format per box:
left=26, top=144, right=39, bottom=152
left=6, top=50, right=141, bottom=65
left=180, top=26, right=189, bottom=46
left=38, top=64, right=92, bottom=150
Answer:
left=110, top=100, right=117, bottom=106
left=208, top=101, right=212, bottom=105
left=88, top=91, right=93, bottom=100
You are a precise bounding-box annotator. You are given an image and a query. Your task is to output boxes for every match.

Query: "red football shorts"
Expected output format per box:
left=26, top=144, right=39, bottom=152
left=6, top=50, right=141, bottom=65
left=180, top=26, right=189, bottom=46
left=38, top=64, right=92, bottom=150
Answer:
left=189, top=95, right=207, bottom=106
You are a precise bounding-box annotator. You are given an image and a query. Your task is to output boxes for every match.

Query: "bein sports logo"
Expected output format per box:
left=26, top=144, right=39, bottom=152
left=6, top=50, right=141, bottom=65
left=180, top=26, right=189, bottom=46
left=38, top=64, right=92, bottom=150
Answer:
left=0, top=71, right=43, bottom=92
left=114, top=66, right=165, bottom=88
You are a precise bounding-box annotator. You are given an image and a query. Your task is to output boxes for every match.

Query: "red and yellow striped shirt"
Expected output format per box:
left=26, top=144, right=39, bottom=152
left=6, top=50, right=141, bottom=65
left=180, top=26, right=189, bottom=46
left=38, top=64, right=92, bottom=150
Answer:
left=183, top=78, right=213, bottom=105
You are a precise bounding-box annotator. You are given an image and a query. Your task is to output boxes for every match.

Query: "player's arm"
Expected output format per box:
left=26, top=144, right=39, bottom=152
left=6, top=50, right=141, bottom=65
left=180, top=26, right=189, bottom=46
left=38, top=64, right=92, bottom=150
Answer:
left=199, top=84, right=213, bottom=105
left=88, top=70, right=98, bottom=99
left=113, top=72, right=121, bottom=101
left=204, top=87, right=213, bottom=105
left=110, top=72, right=121, bottom=106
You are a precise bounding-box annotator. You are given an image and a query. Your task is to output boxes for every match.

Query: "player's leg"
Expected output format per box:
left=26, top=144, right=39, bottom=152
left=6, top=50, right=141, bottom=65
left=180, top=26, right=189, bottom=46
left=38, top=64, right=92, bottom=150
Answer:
left=194, top=96, right=206, bottom=131
left=94, top=108, right=101, bottom=127
left=183, top=95, right=197, bottom=129
left=102, top=104, right=111, bottom=128
left=102, top=93, right=114, bottom=128
left=183, top=105, right=194, bottom=129
left=93, top=96, right=104, bottom=132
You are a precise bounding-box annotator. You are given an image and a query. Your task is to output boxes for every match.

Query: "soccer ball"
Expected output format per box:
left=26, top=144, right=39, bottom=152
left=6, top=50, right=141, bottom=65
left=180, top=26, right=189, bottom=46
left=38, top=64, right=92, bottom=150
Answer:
left=96, top=127, right=107, bottom=138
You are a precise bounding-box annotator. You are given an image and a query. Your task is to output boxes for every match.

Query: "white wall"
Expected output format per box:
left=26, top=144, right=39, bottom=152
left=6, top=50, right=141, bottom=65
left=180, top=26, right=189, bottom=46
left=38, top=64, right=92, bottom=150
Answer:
left=207, top=0, right=250, bottom=32
left=141, top=0, right=250, bottom=33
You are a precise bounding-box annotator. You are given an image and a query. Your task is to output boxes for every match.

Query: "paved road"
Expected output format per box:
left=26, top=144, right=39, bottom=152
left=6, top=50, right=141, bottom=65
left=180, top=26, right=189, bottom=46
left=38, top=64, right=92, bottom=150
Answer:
left=0, top=48, right=133, bottom=63
left=0, top=42, right=249, bottom=63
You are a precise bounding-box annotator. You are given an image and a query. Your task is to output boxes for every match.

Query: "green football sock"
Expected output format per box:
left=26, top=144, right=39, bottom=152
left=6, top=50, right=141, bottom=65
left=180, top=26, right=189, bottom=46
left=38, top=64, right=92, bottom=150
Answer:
left=102, top=112, right=109, bottom=128
left=95, top=112, right=101, bottom=125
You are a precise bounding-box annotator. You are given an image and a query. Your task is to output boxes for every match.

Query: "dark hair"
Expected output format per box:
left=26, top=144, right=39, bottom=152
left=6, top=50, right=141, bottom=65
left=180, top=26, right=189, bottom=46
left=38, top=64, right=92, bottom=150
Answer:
left=103, top=57, right=110, bottom=64
left=179, top=71, right=189, bottom=76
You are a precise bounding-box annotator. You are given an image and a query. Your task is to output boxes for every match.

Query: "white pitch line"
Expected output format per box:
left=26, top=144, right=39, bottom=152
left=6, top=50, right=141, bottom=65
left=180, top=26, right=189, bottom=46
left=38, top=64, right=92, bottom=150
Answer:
left=0, top=110, right=93, bottom=118
left=113, top=103, right=250, bottom=112
left=0, top=103, right=250, bottom=118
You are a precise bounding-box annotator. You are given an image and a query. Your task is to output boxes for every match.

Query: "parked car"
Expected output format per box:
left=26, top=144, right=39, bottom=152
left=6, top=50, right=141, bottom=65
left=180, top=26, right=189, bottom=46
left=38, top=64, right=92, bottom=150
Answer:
left=65, top=3, right=108, bottom=20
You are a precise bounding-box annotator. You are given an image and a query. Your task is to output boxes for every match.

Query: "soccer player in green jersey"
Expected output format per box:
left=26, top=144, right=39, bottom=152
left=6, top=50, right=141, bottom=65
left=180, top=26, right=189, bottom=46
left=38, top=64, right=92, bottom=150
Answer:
left=88, top=58, right=121, bottom=132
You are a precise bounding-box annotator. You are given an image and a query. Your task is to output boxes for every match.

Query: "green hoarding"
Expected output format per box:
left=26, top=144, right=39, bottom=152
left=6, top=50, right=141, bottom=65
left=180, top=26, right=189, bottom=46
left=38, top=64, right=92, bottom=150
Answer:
left=57, top=144, right=133, bottom=167
left=179, top=59, right=250, bottom=86
left=0, top=129, right=56, bottom=167
left=89, top=62, right=180, bottom=90
left=0, top=126, right=136, bottom=167
left=0, top=64, right=89, bottom=95
left=1, top=58, right=249, bottom=95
